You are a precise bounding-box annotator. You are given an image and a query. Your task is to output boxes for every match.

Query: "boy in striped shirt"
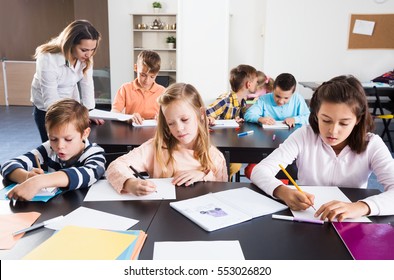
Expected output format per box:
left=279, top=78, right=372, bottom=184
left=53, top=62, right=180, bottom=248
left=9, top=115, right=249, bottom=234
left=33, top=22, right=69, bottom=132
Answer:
left=1, top=98, right=106, bottom=201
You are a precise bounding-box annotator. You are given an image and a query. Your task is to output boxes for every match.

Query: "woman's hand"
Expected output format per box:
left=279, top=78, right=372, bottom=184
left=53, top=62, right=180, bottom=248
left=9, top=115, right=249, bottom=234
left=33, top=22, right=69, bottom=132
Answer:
left=315, top=201, right=370, bottom=222
left=90, top=118, right=105, bottom=125
left=172, top=170, right=206, bottom=186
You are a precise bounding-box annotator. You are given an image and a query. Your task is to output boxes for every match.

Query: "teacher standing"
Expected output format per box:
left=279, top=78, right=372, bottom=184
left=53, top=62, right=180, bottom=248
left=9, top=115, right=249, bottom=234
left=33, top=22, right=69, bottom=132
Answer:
left=31, top=19, right=103, bottom=142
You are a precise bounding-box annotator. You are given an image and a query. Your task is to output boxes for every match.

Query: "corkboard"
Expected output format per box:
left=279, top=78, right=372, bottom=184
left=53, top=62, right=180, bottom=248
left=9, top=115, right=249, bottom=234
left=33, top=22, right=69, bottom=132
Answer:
left=348, top=14, right=394, bottom=49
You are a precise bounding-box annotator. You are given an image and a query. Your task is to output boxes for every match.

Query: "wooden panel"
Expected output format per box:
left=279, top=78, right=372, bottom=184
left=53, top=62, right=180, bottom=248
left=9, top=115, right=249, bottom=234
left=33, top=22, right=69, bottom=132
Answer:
left=348, top=14, right=394, bottom=49
left=0, top=61, right=5, bottom=105
left=5, top=61, right=35, bottom=106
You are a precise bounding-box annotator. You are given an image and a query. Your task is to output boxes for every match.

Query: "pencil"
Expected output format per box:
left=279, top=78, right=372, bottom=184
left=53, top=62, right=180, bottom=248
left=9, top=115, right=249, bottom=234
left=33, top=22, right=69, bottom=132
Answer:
left=129, top=165, right=145, bottom=180
left=278, top=164, right=316, bottom=210
left=34, top=154, right=41, bottom=169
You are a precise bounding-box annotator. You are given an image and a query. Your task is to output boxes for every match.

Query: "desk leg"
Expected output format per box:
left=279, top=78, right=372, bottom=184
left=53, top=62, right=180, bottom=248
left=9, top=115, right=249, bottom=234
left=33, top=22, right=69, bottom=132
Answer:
left=373, top=87, right=393, bottom=151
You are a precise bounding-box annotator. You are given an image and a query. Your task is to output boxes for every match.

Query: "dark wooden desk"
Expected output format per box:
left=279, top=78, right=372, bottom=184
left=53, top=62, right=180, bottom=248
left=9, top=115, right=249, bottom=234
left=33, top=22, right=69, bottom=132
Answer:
left=139, top=182, right=392, bottom=260
left=2, top=182, right=391, bottom=260
left=89, top=121, right=300, bottom=164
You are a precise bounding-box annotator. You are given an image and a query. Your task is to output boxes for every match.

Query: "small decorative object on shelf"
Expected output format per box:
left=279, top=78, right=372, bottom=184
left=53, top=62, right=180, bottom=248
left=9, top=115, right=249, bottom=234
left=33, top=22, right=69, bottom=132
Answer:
left=152, top=2, right=162, bottom=13
left=150, top=18, right=164, bottom=30
left=166, top=36, right=176, bottom=49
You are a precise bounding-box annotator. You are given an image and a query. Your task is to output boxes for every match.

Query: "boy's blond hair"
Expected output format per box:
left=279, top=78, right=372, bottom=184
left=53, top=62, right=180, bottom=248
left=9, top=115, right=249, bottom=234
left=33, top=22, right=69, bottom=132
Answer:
left=136, top=50, right=161, bottom=74
left=229, top=64, right=257, bottom=92
left=45, top=98, right=89, bottom=135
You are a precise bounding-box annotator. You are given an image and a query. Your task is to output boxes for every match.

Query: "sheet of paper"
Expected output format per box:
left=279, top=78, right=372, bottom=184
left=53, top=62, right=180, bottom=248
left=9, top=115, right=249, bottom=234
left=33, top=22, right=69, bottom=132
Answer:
left=45, top=206, right=138, bottom=231
left=84, top=178, right=176, bottom=201
left=89, top=109, right=133, bottom=121
left=353, top=19, right=375, bottom=36
left=170, top=193, right=251, bottom=232
left=214, top=187, right=287, bottom=218
left=210, top=119, right=239, bottom=129
left=153, top=240, right=245, bottom=260
left=361, top=82, right=391, bottom=88
left=0, top=212, right=41, bottom=249
left=132, top=119, right=158, bottom=127
left=262, top=121, right=289, bottom=129
left=290, top=186, right=371, bottom=223
left=22, top=225, right=137, bottom=260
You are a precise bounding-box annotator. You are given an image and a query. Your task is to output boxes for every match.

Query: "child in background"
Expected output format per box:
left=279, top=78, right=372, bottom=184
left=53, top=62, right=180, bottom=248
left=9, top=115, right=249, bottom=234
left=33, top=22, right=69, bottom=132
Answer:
left=111, top=50, right=166, bottom=125
left=251, top=75, right=394, bottom=221
left=247, top=71, right=274, bottom=101
left=107, top=83, right=228, bottom=196
left=244, top=73, right=310, bottom=127
left=244, top=73, right=310, bottom=179
left=206, top=64, right=258, bottom=179
left=2, top=98, right=106, bottom=201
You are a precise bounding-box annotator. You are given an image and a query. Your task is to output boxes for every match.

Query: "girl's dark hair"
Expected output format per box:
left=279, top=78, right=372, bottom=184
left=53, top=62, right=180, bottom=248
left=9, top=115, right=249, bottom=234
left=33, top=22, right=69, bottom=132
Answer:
left=309, top=75, right=374, bottom=153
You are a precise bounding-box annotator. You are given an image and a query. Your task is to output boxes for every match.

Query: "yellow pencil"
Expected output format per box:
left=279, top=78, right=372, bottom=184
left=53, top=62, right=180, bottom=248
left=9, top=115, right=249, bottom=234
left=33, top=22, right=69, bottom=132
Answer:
left=375, top=114, right=393, bottom=119
left=279, top=164, right=316, bottom=210
left=35, top=154, right=42, bottom=170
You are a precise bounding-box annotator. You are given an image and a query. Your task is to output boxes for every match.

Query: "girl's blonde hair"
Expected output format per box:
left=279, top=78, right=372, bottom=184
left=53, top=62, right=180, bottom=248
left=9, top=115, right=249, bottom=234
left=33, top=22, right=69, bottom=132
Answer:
left=256, top=71, right=274, bottom=92
left=154, top=83, right=214, bottom=177
left=34, top=20, right=100, bottom=75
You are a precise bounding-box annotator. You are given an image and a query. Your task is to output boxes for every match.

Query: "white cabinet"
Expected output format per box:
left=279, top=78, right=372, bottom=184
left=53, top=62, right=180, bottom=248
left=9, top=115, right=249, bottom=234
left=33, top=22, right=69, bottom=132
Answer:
left=131, top=13, right=177, bottom=86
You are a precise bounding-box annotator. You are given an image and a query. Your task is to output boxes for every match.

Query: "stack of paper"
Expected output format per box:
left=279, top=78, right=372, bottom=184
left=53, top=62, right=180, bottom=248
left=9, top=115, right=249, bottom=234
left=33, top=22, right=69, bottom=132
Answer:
left=262, top=121, right=289, bottom=129
left=170, top=187, right=287, bottom=231
left=210, top=119, right=239, bottom=129
left=132, top=120, right=158, bottom=127
left=22, top=226, right=147, bottom=260
left=88, top=109, right=133, bottom=121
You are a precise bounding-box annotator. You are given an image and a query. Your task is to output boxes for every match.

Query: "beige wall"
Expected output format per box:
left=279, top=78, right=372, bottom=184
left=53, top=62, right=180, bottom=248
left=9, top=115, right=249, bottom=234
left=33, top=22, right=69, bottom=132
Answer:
left=0, top=62, right=5, bottom=105
left=3, top=61, right=36, bottom=106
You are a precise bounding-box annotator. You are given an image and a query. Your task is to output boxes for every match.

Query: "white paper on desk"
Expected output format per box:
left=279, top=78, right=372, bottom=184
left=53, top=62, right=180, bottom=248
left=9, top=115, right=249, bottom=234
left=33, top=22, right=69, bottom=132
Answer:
left=153, top=240, right=245, bottom=260
left=45, top=206, right=138, bottom=231
left=210, top=119, right=239, bottom=129
left=132, top=119, right=157, bottom=127
left=353, top=19, right=375, bottom=36
left=262, top=121, right=289, bottom=129
left=214, top=187, right=287, bottom=218
left=170, top=187, right=286, bottom=232
left=84, top=178, right=176, bottom=201
left=89, top=109, right=133, bottom=121
left=290, top=186, right=371, bottom=223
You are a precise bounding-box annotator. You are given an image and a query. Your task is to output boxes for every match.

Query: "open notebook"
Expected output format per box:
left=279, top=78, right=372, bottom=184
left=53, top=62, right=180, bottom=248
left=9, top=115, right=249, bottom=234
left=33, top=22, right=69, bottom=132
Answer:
left=262, top=121, right=289, bottom=129
left=170, top=187, right=287, bottom=232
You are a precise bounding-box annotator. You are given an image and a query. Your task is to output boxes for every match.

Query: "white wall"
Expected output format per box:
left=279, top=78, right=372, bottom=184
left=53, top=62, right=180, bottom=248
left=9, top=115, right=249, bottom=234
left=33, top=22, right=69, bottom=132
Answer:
left=264, top=0, right=394, bottom=83
left=107, top=0, right=178, bottom=100
left=108, top=0, right=394, bottom=103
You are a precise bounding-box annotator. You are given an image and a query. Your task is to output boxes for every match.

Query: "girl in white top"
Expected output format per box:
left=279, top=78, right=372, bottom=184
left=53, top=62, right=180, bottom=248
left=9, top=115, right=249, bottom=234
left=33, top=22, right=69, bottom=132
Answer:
left=251, top=75, right=394, bottom=221
left=31, top=20, right=103, bottom=142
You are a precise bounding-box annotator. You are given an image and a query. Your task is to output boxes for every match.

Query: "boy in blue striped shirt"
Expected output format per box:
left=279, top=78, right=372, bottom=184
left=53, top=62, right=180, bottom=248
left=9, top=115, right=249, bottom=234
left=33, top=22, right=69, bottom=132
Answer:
left=1, top=98, right=106, bottom=201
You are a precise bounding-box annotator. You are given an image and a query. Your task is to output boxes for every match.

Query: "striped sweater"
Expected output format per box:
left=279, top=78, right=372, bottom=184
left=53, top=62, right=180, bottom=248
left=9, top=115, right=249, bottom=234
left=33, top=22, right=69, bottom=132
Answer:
left=1, top=139, right=106, bottom=190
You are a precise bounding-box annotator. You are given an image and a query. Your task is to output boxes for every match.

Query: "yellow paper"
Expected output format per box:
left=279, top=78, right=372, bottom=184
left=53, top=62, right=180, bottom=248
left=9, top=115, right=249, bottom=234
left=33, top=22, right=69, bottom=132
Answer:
left=0, top=212, right=41, bottom=249
left=23, top=225, right=137, bottom=260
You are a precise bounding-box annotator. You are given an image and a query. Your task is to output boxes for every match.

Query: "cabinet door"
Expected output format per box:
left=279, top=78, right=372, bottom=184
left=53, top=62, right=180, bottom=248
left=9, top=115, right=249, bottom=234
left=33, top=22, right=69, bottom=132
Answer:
left=177, top=0, right=229, bottom=104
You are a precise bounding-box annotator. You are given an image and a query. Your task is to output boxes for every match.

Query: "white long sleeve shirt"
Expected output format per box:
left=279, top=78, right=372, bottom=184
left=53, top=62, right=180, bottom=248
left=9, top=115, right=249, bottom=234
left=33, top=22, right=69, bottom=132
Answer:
left=31, top=52, right=95, bottom=111
left=251, top=125, right=394, bottom=216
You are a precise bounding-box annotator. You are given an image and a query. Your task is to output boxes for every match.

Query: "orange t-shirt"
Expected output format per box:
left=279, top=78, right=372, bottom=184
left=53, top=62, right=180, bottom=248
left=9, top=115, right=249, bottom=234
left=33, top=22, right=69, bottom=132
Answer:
left=112, top=79, right=165, bottom=119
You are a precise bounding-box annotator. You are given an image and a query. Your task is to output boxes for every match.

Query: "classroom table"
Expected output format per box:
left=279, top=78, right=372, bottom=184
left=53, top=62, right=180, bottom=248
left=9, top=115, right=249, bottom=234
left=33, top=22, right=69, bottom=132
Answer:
left=1, top=181, right=392, bottom=260
left=89, top=120, right=300, bottom=166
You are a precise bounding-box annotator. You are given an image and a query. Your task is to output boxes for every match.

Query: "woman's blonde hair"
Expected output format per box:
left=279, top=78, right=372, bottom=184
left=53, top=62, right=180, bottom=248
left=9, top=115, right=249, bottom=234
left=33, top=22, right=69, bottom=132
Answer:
left=154, top=83, right=214, bottom=177
left=34, top=20, right=100, bottom=75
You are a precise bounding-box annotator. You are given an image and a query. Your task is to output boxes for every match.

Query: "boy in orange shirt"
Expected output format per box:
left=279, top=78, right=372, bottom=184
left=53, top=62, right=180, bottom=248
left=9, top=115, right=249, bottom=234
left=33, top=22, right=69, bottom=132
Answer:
left=111, top=50, right=166, bottom=124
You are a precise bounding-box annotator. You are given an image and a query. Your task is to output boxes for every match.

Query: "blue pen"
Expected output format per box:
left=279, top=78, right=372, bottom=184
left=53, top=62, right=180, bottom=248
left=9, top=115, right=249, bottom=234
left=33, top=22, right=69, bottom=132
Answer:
left=237, top=130, right=254, bottom=137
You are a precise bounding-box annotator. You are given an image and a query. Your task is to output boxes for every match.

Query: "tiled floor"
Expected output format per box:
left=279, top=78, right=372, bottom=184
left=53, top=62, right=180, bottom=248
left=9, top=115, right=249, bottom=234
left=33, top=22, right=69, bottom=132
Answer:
left=1, top=105, right=392, bottom=191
